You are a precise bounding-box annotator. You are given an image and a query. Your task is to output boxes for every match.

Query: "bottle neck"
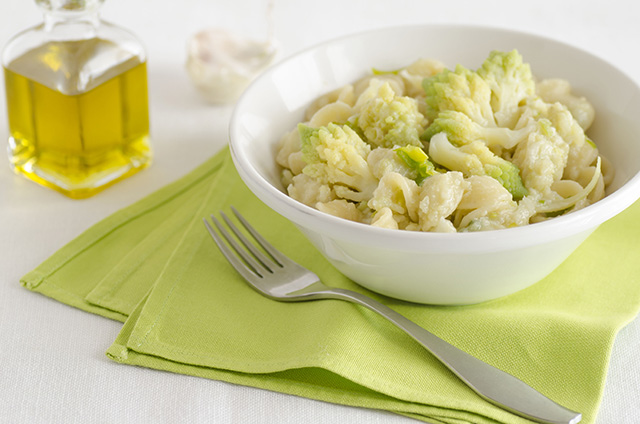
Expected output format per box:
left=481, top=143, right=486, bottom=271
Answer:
left=42, top=11, right=101, bottom=39
left=37, top=0, right=103, bottom=36
left=44, top=11, right=100, bottom=27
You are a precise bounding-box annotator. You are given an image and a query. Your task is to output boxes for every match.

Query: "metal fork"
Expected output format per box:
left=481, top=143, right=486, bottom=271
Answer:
left=203, top=208, right=581, bottom=424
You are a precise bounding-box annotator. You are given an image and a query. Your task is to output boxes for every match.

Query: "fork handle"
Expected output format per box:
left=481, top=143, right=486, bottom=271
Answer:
left=320, top=288, right=581, bottom=424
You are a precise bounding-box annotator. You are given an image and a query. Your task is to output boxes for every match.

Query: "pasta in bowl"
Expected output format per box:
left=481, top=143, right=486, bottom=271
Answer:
left=276, top=50, right=614, bottom=233
left=229, top=25, right=640, bottom=304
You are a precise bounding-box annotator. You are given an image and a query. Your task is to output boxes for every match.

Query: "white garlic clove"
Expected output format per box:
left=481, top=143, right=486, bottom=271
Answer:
left=185, top=28, right=278, bottom=104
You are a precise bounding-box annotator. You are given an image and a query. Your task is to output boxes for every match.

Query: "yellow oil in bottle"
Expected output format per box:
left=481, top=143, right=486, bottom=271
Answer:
left=4, top=40, right=152, bottom=198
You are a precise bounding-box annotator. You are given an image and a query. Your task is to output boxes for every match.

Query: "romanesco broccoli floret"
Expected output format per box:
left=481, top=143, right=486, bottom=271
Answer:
left=422, top=50, right=536, bottom=130
left=395, top=145, right=438, bottom=185
left=476, top=50, right=535, bottom=128
left=299, top=123, right=378, bottom=203
left=428, top=132, right=528, bottom=200
left=422, top=64, right=496, bottom=126
left=356, top=81, right=425, bottom=148
left=422, top=110, right=534, bottom=149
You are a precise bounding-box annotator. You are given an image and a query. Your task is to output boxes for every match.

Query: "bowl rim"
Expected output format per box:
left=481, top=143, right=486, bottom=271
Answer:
left=229, top=23, right=640, bottom=252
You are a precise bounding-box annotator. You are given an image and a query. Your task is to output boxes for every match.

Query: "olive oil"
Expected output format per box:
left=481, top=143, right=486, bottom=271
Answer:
left=4, top=39, right=151, bottom=198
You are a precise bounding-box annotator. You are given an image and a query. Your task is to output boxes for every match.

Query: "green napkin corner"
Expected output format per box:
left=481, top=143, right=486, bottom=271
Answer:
left=21, top=146, right=640, bottom=424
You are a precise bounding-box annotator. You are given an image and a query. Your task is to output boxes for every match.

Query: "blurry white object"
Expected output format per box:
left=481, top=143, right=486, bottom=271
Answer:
left=186, top=29, right=278, bottom=104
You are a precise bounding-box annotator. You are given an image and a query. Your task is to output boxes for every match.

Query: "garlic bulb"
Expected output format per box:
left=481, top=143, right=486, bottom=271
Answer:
left=186, top=28, right=278, bottom=104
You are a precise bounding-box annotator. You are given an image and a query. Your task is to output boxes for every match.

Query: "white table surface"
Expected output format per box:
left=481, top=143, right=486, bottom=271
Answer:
left=1, top=0, right=639, bottom=422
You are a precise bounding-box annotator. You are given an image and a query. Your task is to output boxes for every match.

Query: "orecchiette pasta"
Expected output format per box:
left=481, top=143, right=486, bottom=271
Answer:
left=417, top=172, right=467, bottom=232
left=304, top=85, right=356, bottom=121
left=276, top=51, right=614, bottom=232
left=371, top=207, right=398, bottom=229
left=537, top=78, right=595, bottom=130
left=368, top=172, right=420, bottom=223
left=308, top=101, right=354, bottom=128
left=316, top=199, right=364, bottom=222
left=354, top=74, right=405, bottom=99
left=399, top=58, right=446, bottom=98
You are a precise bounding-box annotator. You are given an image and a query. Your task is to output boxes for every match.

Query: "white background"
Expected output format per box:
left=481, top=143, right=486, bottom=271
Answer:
left=1, top=0, right=639, bottom=422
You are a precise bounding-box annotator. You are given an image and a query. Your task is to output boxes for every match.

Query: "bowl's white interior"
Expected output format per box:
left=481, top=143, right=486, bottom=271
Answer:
left=232, top=25, right=640, bottom=241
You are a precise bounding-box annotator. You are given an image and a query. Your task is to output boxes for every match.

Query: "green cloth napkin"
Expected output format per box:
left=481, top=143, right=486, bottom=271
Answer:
left=21, top=146, right=640, bottom=424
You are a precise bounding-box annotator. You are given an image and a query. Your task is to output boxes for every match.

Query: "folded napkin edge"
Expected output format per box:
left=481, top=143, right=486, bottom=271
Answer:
left=105, top=341, right=532, bottom=424
left=106, top=342, right=129, bottom=362
left=21, top=270, right=128, bottom=322
left=20, top=270, right=44, bottom=290
left=20, top=148, right=230, bottom=289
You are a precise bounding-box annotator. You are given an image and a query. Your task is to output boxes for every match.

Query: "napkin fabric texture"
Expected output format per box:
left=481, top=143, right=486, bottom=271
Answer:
left=21, top=146, right=640, bottom=424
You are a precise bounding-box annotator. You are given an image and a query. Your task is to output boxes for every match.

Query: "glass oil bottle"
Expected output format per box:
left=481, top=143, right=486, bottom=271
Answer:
left=2, top=0, right=151, bottom=198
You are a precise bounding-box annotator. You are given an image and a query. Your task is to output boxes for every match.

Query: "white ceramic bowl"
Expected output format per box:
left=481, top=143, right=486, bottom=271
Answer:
left=229, top=24, right=640, bottom=305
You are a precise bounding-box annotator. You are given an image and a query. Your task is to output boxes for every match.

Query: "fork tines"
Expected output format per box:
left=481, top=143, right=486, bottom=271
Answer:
left=203, top=207, right=284, bottom=279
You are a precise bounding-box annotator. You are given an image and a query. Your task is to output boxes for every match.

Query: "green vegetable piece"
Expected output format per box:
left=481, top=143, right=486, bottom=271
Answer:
left=357, top=82, right=425, bottom=149
left=422, top=50, right=536, bottom=129
left=484, top=160, right=529, bottom=201
left=537, top=118, right=554, bottom=138
left=395, top=145, right=437, bottom=185
left=297, top=122, right=377, bottom=203
left=371, top=67, right=401, bottom=75
left=422, top=64, right=496, bottom=126
left=476, top=49, right=535, bottom=128
left=298, top=123, right=321, bottom=162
